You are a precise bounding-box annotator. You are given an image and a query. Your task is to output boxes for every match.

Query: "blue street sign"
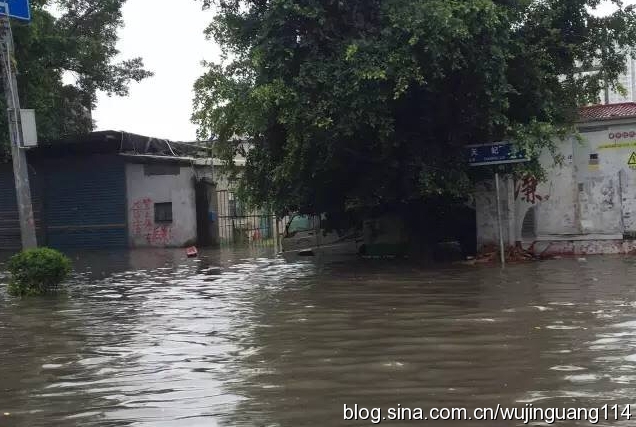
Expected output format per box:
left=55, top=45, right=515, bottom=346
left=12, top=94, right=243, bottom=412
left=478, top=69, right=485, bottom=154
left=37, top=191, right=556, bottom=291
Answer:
left=0, top=0, right=31, bottom=21
left=467, top=142, right=529, bottom=166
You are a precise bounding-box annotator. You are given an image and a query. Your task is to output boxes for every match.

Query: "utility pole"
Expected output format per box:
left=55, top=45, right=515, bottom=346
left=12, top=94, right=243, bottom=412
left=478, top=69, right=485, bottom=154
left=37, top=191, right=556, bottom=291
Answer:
left=0, top=9, right=37, bottom=249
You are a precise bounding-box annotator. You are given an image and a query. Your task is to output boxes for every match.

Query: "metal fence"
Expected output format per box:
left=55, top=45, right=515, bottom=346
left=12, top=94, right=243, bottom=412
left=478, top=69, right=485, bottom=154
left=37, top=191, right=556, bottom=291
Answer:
left=216, top=190, right=282, bottom=248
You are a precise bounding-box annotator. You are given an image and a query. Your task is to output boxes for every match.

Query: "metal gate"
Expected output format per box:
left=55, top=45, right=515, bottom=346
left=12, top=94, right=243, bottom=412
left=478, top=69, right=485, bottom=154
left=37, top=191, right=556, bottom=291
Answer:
left=216, top=190, right=276, bottom=247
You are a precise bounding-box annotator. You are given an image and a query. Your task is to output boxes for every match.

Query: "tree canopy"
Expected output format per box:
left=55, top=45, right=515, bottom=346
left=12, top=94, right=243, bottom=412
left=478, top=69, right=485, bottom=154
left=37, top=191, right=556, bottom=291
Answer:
left=193, top=0, right=636, bottom=217
left=0, top=0, right=152, bottom=162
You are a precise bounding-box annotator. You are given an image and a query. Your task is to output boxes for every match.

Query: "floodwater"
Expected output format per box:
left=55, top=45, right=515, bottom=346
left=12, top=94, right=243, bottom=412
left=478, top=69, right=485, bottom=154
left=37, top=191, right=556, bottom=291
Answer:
left=2, top=250, right=636, bottom=426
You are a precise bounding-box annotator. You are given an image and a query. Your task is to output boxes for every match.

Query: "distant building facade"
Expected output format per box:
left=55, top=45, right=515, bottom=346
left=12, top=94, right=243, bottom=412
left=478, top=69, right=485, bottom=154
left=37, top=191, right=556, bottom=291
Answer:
left=595, top=49, right=636, bottom=104
left=604, top=57, right=636, bottom=104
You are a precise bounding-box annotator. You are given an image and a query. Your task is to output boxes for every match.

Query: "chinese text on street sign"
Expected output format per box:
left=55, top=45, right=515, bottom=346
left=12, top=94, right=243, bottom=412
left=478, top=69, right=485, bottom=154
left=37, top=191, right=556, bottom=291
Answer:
left=467, top=142, right=529, bottom=167
left=0, top=0, right=31, bottom=21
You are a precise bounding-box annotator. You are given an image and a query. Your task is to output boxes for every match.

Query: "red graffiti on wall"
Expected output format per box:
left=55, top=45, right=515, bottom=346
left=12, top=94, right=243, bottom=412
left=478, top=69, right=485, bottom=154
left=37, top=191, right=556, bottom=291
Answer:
left=131, top=198, right=152, bottom=237
left=131, top=198, right=172, bottom=245
left=514, top=175, right=549, bottom=204
left=149, top=225, right=171, bottom=246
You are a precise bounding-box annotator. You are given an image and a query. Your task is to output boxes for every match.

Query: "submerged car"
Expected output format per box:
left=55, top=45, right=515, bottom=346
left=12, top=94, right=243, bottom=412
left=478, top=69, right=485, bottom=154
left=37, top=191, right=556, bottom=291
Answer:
left=281, top=214, right=361, bottom=256
left=281, top=214, right=408, bottom=258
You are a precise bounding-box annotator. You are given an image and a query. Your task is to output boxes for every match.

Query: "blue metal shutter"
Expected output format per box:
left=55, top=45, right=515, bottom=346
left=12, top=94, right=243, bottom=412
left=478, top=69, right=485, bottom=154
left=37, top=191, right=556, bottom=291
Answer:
left=0, top=167, right=19, bottom=250
left=0, top=165, right=44, bottom=250
left=42, top=156, right=127, bottom=249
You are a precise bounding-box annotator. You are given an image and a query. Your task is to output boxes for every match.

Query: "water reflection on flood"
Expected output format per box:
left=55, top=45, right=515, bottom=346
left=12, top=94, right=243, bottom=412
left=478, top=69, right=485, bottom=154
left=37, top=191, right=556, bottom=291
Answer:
left=2, top=251, right=636, bottom=426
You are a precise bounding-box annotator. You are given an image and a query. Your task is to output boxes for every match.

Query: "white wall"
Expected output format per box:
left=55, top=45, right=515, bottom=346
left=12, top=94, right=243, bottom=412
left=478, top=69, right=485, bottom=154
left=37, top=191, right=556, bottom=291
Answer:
left=476, top=118, right=636, bottom=249
left=475, top=178, right=513, bottom=247
left=126, top=163, right=198, bottom=247
left=572, top=127, right=623, bottom=234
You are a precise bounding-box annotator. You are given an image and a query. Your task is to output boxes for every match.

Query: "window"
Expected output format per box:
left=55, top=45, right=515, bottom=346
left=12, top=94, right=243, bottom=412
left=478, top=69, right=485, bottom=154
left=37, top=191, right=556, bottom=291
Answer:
left=589, top=153, right=599, bottom=167
left=154, top=202, right=173, bottom=223
left=287, top=215, right=314, bottom=234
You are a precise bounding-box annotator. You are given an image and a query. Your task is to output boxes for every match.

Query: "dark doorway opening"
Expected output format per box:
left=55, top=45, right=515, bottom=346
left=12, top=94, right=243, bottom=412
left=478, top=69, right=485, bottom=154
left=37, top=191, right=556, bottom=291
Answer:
left=195, top=178, right=215, bottom=247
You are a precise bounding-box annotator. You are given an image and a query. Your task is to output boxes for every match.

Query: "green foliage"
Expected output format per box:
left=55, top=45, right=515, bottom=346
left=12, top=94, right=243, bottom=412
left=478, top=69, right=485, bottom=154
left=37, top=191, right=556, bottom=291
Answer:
left=6, top=247, right=71, bottom=296
left=194, top=0, right=636, bottom=218
left=0, top=0, right=153, bottom=162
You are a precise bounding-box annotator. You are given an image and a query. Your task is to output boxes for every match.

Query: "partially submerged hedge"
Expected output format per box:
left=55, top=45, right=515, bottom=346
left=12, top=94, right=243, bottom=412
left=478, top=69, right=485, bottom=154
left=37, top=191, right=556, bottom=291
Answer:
left=6, top=248, right=71, bottom=296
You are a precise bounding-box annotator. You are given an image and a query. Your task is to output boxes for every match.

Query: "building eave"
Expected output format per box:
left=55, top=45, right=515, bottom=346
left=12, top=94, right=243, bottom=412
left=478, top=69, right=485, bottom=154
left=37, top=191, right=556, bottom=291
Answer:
left=576, top=116, right=636, bottom=130
left=118, top=153, right=205, bottom=166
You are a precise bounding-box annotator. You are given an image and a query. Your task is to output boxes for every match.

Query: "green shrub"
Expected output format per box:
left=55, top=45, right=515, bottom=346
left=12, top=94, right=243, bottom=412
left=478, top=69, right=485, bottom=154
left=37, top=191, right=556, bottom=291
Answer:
left=6, top=248, right=72, bottom=296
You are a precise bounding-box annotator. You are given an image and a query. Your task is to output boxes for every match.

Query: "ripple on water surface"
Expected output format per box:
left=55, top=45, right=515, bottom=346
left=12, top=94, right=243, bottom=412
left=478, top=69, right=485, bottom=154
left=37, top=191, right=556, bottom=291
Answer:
left=2, top=252, right=636, bottom=426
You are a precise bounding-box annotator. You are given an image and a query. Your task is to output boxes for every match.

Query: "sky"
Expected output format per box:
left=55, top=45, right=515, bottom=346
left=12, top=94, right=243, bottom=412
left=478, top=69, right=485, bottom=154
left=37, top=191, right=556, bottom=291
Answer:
left=91, top=0, right=220, bottom=142
left=89, top=0, right=635, bottom=142
left=594, top=0, right=636, bottom=15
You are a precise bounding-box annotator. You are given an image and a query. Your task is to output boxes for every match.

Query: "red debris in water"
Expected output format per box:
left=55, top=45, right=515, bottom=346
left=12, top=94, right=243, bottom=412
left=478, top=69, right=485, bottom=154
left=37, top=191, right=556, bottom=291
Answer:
left=186, top=246, right=198, bottom=258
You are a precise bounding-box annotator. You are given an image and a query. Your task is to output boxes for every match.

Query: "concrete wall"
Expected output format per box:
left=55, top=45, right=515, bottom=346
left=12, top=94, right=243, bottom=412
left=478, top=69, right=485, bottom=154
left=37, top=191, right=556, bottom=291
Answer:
left=126, top=163, right=198, bottom=247
left=534, top=139, right=578, bottom=236
left=475, top=178, right=514, bottom=247
left=476, top=118, right=636, bottom=254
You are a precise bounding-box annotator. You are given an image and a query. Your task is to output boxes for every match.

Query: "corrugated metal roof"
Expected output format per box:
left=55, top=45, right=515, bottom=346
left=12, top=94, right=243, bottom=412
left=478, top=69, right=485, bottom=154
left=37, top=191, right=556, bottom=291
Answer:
left=32, top=131, right=208, bottom=158
left=579, top=103, right=636, bottom=122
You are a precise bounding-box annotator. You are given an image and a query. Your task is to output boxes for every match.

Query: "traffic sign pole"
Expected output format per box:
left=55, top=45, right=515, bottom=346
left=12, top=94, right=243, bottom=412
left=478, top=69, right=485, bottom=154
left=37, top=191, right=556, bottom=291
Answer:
left=468, top=142, right=530, bottom=267
left=0, top=4, right=37, bottom=249
left=494, top=172, right=505, bottom=267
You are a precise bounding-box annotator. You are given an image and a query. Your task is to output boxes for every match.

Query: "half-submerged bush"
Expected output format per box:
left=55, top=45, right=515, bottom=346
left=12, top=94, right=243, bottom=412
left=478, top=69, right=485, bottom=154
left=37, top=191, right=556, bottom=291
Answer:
left=6, top=248, right=72, bottom=296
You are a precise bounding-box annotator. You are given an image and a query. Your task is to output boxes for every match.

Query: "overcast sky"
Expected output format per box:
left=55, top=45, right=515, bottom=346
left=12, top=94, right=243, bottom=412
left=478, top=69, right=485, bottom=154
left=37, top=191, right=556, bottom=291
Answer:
left=594, top=0, right=636, bottom=15
left=92, top=0, right=219, bottom=142
left=91, top=0, right=633, bottom=142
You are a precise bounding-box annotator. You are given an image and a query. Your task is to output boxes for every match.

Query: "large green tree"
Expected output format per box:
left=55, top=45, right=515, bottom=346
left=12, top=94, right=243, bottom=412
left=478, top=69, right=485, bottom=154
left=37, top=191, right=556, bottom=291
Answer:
left=193, top=0, right=636, bottom=218
left=0, top=0, right=152, bottom=162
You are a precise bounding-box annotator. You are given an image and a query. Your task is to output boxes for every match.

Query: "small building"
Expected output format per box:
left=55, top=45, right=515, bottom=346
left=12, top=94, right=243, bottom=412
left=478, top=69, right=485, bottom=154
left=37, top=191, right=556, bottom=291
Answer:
left=476, top=103, right=636, bottom=255
left=0, top=131, right=218, bottom=250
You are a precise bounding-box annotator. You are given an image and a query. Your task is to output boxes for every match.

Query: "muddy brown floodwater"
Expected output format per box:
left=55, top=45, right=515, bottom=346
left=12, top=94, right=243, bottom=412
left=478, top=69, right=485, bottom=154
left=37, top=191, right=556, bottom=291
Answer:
left=2, top=249, right=636, bottom=426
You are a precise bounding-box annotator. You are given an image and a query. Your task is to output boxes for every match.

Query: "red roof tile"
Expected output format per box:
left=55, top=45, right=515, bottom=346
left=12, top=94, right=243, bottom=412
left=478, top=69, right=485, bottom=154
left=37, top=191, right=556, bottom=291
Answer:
left=579, top=102, right=636, bottom=122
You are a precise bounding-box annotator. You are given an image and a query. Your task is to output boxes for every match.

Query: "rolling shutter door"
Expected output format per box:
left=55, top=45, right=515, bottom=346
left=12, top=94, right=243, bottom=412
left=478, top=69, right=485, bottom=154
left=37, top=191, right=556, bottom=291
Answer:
left=43, top=156, right=127, bottom=249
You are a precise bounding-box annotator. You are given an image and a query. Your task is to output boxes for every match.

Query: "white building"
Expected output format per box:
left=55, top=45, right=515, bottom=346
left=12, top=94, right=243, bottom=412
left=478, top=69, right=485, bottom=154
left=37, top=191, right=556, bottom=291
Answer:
left=476, top=103, right=636, bottom=256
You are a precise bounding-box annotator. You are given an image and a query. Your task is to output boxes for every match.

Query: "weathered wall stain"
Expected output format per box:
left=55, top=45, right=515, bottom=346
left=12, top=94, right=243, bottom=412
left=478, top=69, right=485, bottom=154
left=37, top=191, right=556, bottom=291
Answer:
left=601, top=180, right=615, bottom=211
